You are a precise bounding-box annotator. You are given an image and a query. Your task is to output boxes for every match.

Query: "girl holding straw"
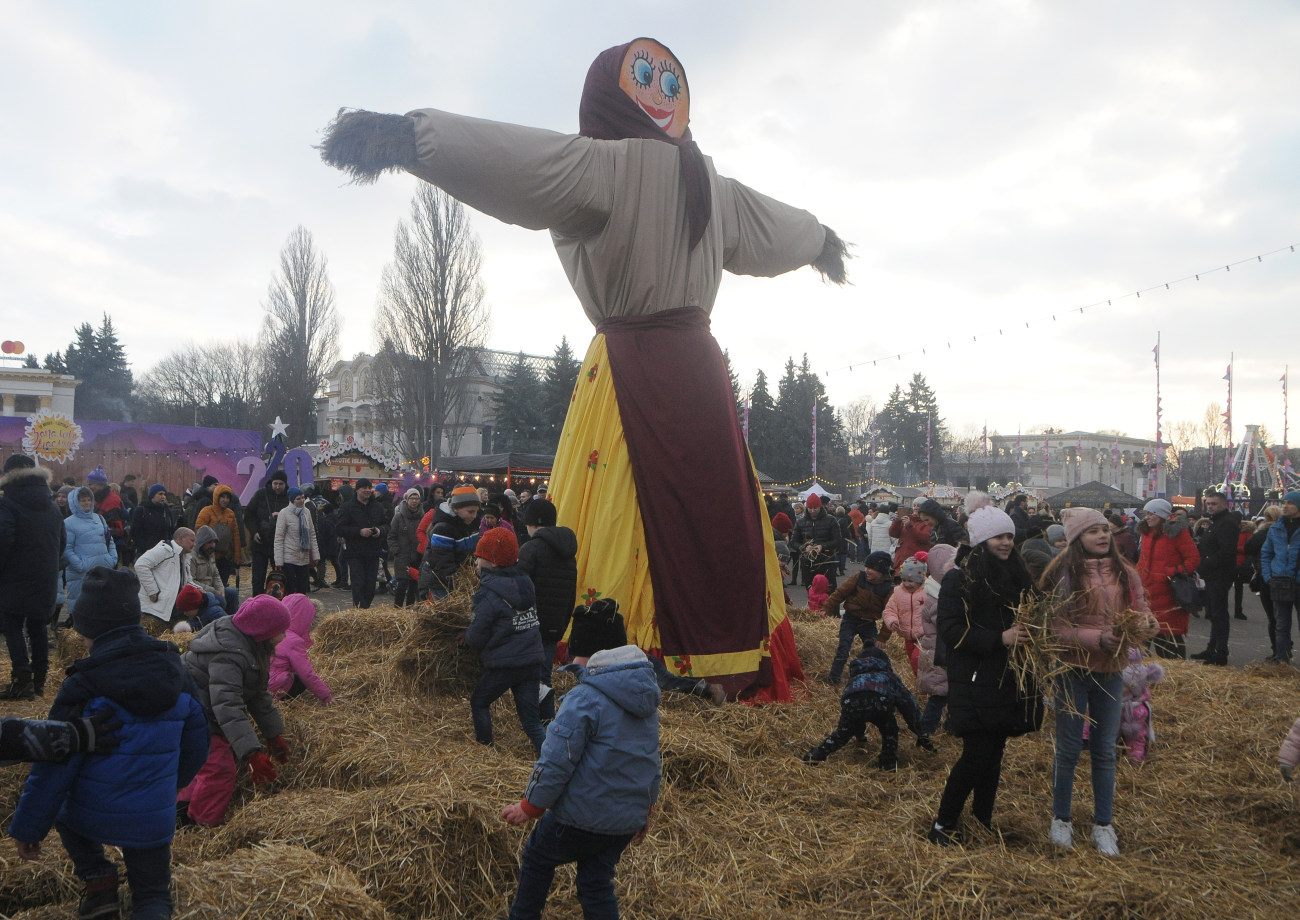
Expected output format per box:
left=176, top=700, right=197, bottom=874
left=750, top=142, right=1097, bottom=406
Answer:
left=928, top=505, right=1042, bottom=845
left=1040, top=508, right=1158, bottom=856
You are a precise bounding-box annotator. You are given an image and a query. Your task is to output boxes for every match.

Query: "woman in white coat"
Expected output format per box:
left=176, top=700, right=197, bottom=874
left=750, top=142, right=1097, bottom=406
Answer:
left=275, top=487, right=319, bottom=597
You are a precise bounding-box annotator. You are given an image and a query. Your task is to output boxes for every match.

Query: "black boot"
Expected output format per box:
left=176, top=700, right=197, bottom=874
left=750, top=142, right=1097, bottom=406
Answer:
left=877, top=733, right=900, bottom=771
left=0, top=669, right=35, bottom=701
left=32, top=669, right=46, bottom=697
left=78, top=875, right=120, bottom=919
left=1190, top=648, right=1212, bottom=661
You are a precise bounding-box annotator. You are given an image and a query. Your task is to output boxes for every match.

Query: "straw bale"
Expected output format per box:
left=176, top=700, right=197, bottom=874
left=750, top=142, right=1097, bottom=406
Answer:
left=0, top=850, right=78, bottom=917
left=313, top=605, right=419, bottom=653
left=785, top=603, right=824, bottom=623
left=181, top=784, right=519, bottom=919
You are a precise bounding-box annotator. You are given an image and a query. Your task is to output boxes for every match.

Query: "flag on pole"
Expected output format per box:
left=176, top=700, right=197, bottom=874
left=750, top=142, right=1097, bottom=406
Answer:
left=811, top=400, right=818, bottom=479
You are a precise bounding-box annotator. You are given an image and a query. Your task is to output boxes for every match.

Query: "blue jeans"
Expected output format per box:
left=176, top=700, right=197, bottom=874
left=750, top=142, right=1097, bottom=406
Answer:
left=1275, top=597, right=1295, bottom=661
left=919, top=694, right=947, bottom=736
left=56, top=820, right=172, bottom=920
left=828, top=616, right=879, bottom=682
left=471, top=665, right=545, bottom=754
left=508, top=811, right=635, bottom=920
left=1052, top=669, right=1122, bottom=825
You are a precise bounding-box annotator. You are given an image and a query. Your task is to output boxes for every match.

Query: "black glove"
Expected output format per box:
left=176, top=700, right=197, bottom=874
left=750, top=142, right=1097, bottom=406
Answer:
left=916, top=735, right=936, bottom=752
left=72, top=711, right=123, bottom=755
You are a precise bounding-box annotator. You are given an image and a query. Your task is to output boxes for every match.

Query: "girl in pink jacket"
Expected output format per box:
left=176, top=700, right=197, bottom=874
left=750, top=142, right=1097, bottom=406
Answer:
left=882, top=557, right=928, bottom=675
left=1279, top=717, right=1300, bottom=782
left=807, top=574, right=831, bottom=613
left=268, top=594, right=333, bottom=703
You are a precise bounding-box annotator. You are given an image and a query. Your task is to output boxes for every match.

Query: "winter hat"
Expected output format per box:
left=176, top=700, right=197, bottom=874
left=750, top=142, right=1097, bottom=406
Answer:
left=568, top=599, right=627, bottom=658
left=918, top=498, right=947, bottom=521
left=805, top=493, right=823, bottom=510
left=536, top=484, right=548, bottom=495
left=72, top=566, right=142, bottom=638
left=1061, top=507, right=1107, bottom=545
left=899, top=557, right=927, bottom=584
left=3, top=453, right=35, bottom=473
left=147, top=483, right=167, bottom=499
left=864, top=551, right=893, bottom=575
left=56, top=484, right=74, bottom=498
left=201, top=475, right=219, bottom=488
left=354, top=477, right=372, bottom=489
left=770, top=512, right=793, bottom=535
left=1284, top=491, right=1300, bottom=509
left=232, top=594, right=291, bottom=642
left=195, top=524, right=218, bottom=549
left=927, top=543, right=958, bottom=579
left=1142, top=498, right=1173, bottom=521
left=374, top=482, right=389, bottom=494
left=519, top=497, right=558, bottom=528
left=1045, top=524, right=1067, bottom=545
left=856, top=644, right=888, bottom=663
left=449, top=485, right=481, bottom=509
left=175, top=584, right=204, bottom=613
left=85, top=466, right=109, bottom=485
left=404, top=487, right=422, bottom=500
left=967, top=506, right=1016, bottom=546
left=475, top=527, right=519, bottom=567
left=287, top=486, right=303, bottom=500
left=503, top=489, right=518, bottom=502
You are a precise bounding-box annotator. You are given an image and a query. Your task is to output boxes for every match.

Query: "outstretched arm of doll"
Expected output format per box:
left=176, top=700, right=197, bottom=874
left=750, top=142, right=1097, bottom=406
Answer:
left=718, top=176, right=850, bottom=284
left=812, top=225, right=850, bottom=285
left=319, top=109, right=418, bottom=184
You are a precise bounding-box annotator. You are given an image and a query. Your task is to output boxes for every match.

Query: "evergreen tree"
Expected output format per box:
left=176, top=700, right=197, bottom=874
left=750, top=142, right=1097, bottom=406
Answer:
left=539, top=336, right=581, bottom=449
left=873, top=373, right=948, bottom=483
left=722, top=349, right=744, bottom=422
left=22, top=354, right=38, bottom=369
left=747, top=369, right=777, bottom=475
left=43, top=314, right=135, bottom=420
left=491, top=353, right=547, bottom=452
left=771, top=357, right=804, bottom=482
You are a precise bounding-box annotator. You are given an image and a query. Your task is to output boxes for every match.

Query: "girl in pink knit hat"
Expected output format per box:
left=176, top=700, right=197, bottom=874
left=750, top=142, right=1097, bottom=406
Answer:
left=177, top=595, right=293, bottom=826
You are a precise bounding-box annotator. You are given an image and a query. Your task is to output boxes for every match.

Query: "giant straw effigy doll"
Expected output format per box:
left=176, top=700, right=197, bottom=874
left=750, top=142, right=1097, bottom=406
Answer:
left=321, top=37, right=848, bottom=701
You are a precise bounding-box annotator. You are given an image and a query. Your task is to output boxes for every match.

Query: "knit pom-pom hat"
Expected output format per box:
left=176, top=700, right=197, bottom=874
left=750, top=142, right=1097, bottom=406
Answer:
left=1062, top=507, right=1107, bottom=545
left=232, top=595, right=291, bottom=641
left=899, top=557, right=928, bottom=584
left=967, top=506, right=1016, bottom=546
left=475, top=527, right=519, bottom=567
left=963, top=491, right=991, bottom=514
left=449, top=485, right=481, bottom=509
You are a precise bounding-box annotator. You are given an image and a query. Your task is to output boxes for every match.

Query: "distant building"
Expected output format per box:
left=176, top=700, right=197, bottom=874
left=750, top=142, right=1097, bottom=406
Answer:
left=986, top=430, right=1167, bottom=498
left=0, top=366, right=78, bottom=418
left=315, top=349, right=552, bottom=460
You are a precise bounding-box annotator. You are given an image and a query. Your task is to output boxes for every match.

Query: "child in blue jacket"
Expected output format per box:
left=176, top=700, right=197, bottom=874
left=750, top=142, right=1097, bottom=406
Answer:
left=8, top=566, right=209, bottom=920
left=802, top=644, right=932, bottom=770
left=500, top=599, right=661, bottom=920
left=464, top=528, right=545, bottom=753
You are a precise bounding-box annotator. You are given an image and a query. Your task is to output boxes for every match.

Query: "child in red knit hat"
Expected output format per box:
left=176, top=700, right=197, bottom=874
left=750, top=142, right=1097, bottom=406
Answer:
left=463, top=529, right=546, bottom=753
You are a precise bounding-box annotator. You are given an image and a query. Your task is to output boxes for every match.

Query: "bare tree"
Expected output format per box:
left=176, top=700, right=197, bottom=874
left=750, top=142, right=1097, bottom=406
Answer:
left=137, top=342, right=263, bottom=429
left=373, top=186, right=488, bottom=467
left=947, top=424, right=986, bottom=488
left=840, top=398, right=878, bottom=475
left=257, top=226, right=340, bottom=445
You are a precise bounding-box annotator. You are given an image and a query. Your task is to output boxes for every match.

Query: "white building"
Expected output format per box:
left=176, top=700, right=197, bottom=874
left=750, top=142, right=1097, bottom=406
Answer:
left=315, top=350, right=553, bottom=460
left=0, top=365, right=78, bottom=417
left=987, top=430, right=1167, bottom=498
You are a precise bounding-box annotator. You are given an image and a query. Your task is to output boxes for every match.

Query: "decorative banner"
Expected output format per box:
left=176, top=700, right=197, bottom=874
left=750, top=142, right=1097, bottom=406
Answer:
left=811, top=401, right=818, bottom=479
left=22, top=410, right=83, bottom=464
left=1043, top=432, right=1050, bottom=488
left=1076, top=437, right=1083, bottom=487
left=1284, top=367, right=1291, bottom=482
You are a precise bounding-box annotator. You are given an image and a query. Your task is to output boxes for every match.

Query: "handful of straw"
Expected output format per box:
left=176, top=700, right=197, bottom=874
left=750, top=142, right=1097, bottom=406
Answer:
left=394, top=561, right=484, bottom=696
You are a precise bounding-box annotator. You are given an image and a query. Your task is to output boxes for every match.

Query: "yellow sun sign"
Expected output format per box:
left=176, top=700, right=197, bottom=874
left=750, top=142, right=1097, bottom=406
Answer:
left=22, top=410, right=83, bottom=464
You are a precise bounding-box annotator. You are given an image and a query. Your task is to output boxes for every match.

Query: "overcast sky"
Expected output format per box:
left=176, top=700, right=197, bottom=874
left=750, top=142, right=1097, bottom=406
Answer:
left=2, top=1, right=1297, bottom=448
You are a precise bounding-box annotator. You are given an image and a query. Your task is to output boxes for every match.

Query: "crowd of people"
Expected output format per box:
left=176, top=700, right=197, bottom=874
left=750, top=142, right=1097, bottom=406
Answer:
left=4, top=447, right=1300, bottom=916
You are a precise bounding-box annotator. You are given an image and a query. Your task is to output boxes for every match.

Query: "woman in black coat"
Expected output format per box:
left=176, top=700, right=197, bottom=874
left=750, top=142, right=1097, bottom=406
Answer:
left=928, top=506, right=1042, bottom=845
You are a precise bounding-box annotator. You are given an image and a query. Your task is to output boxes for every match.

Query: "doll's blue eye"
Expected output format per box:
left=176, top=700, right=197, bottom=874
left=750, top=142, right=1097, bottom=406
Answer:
left=659, top=70, right=680, bottom=100
left=633, top=58, right=654, bottom=87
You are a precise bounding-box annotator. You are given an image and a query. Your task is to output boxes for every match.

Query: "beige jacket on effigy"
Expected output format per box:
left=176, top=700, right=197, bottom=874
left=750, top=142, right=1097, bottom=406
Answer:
left=405, top=108, right=826, bottom=321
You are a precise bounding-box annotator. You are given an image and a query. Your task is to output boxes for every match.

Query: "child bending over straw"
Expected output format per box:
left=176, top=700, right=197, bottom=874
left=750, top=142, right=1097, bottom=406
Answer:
left=500, top=601, right=660, bottom=920
left=802, top=645, right=933, bottom=770
left=463, top=528, right=546, bottom=754
left=1040, top=508, right=1158, bottom=856
left=268, top=595, right=332, bottom=703
left=1279, top=716, right=1300, bottom=782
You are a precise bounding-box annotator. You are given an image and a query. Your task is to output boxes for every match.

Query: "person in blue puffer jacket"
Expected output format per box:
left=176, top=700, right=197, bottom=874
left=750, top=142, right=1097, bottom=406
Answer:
left=8, top=566, right=209, bottom=920
left=464, top=528, right=545, bottom=754
left=500, top=599, right=661, bottom=920
left=63, top=487, right=118, bottom=610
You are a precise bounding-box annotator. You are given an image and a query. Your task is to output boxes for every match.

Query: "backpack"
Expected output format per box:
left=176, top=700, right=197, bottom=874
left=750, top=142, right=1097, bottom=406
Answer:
left=264, top=567, right=287, bottom=600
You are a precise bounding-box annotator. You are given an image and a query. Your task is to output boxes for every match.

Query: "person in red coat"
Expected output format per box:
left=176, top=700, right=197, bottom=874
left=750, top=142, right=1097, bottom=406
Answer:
left=1136, top=499, right=1200, bottom=659
left=889, top=500, right=931, bottom=573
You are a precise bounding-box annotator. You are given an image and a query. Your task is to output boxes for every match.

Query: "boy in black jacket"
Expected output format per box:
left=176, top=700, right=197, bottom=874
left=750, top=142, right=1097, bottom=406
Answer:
left=421, top=485, right=483, bottom=600
left=515, top=498, right=578, bottom=720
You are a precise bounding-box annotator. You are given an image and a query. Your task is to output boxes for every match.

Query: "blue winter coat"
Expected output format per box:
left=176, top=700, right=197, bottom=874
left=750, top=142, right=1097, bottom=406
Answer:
left=465, top=567, right=544, bottom=669
left=63, top=488, right=118, bottom=608
left=1261, top=518, right=1300, bottom=583
left=524, top=646, right=661, bottom=835
left=8, top=626, right=209, bottom=849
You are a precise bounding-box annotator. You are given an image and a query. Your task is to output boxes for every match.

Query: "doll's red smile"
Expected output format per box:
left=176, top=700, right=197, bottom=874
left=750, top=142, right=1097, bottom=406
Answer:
left=636, top=99, right=675, bottom=129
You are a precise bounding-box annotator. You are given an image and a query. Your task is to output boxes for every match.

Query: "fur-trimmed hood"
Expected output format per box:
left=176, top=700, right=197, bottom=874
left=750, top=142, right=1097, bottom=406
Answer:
left=0, top=463, right=52, bottom=497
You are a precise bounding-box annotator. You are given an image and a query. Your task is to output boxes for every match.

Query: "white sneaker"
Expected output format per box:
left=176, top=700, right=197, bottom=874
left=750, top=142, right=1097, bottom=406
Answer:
left=172, top=622, right=192, bottom=634
left=1049, top=817, right=1073, bottom=849
left=1091, top=823, right=1120, bottom=856
left=538, top=683, right=553, bottom=701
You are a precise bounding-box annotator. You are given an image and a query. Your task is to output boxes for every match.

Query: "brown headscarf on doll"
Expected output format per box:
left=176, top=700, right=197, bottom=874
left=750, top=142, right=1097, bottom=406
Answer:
left=579, top=38, right=712, bottom=249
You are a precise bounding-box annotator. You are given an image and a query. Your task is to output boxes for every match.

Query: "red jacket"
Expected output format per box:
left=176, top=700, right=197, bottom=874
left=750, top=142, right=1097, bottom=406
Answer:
left=889, top=515, right=931, bottom=571
left=1137, top=517, right=1201, bottom=636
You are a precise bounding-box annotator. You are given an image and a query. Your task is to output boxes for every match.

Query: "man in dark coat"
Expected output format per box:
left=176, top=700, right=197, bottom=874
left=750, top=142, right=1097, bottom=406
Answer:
left=1193, top=491, right=1244, bottom=666
left=334, top=478, right=390, bottom=609
left=0, top=455, right=67, bottom=699
left=244, top=471, right=289, bottom=596
left=792, top=494, right=843, bottom=591
left=515, top=497, right=578, bottom=720
left=1007, top=495, right=1031, bottom=545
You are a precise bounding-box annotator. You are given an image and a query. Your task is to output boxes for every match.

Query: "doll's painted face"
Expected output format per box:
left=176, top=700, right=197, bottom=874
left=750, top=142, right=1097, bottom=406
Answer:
left=618, top=38, right=689, bottom=137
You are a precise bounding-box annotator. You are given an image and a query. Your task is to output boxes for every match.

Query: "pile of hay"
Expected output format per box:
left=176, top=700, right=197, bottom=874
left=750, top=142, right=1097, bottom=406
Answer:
left=5, top=605, right=1300, bottom=919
